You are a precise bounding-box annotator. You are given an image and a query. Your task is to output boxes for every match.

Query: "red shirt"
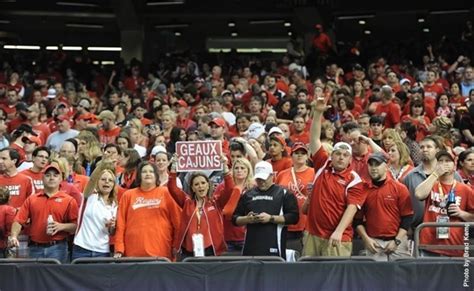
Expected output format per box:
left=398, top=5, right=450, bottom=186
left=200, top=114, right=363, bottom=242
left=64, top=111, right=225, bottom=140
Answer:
left=98, top=127, right=121, bottom=145
left=14, top=191, right=78, bottom=243
left=375, top=101, right=401, bottom=128
left=360, top=177, right=413, bottom=238
left=420, top=182, right=474, bottom=256
left=307, top=147, right=366, bottom=241
left=290, top=131, right=310, bottom=145
left=275, top=167, right=315, bottom=232
left=351, top=150, right=371, bottom=182
left=267, top=157, right=293, bottom=177
left=31, top=122, right=51, bottom=144
left=0, top=173, right=34, bottom=209
left=20, top=169, right=44, bottom=192
left=0, top=204, right=16, bottom=249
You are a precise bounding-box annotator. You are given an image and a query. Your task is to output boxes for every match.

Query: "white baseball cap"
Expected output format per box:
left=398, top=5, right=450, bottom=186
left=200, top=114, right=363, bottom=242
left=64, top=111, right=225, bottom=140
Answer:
left=268, top=126, right=284, bottom=136
left=151, top=145, right=167, bottom=156
left=254, top=161, right=273, bottom=180
left=46, top=88, right=57, bottom=99
left=333, top=142, right=352, bottom=155
left=399, top=78, right=411, bottom=85
left=247, top=123, right=265, bottom=140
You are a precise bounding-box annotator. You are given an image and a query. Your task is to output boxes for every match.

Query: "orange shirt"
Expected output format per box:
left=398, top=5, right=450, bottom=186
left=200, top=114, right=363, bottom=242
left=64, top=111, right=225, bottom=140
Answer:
left=275, top=167, right=315, bottom=232
left=360, top=177, right=413, bottom=238
left=267, top=157, right=293, bottom=177
left=71, top=173, right=89, bottom=193
left=115, top=186, right=181, bottom=259
left=0, top=172, right=34, bottom=209
left=20, top=169, right=44, bottom=192
left=97, top=127, right=121, bottom=145
left=14, top=191, right=78, bottom=243
left=307, top=147, right=366, bottom=241
left=420, top=182, right=474, bottom=256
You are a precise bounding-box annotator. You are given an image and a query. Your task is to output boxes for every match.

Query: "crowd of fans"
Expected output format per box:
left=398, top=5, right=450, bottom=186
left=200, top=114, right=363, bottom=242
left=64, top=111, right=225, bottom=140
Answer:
left=0, top=24, right=473, bottom=262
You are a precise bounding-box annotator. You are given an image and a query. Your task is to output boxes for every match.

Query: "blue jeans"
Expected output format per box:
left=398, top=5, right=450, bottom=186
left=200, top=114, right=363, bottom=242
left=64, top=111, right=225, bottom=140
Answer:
left=72, top=244, right=109, bottom=261
left=29, top=241, right=68, bottom=263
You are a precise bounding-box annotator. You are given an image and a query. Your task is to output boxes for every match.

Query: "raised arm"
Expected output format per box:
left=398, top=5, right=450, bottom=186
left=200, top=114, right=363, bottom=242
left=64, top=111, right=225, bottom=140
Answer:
left=168, top=154, right=192, bottom=207
left=309, top=97, right=328, bottom=155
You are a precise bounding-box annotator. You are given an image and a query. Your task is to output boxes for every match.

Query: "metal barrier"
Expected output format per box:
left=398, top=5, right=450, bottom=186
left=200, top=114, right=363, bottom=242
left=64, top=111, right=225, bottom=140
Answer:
left=414, top=222, right=474, bottom=258
left=0, top=258, right=61, bottom=264
left=298, top=256, right=376, bottom=262
left=71, top=256, right=171, bottom=264
left=182, top=256, right=285, bottom=263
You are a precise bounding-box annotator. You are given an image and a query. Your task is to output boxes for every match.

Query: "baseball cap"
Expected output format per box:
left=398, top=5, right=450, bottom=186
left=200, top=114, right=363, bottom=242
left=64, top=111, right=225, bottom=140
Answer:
left=254, top=161, right=273, bottom=180
left=209, top=117, right=226, bottom=128
left=221, top=90, right=233, bottom=97
left=333, top=142, right=352, bottom=155
left=98, top=110, right=115, bottom=121
left=15, top=102, right=28, bottom=112
left=247, top=123, right=265, bottom=140
left=151, top=145, right=167, bottom=156
left=16, top=124, right=38, bottom=136
left=436, top=150, right=455, bottom=162
left=291, top=142, right=308, bottom=154
left=194, top=77, right=205, bottom=83
left=46, top=88, right=57, bottom=99
left=399, top=78, right=411, bottom=85
left=368, top=152, right=388, bottom=164
left=22, top=135, right=42, bottom=146
left=268, top=126, right=284, bottom=136
left=174, top=100, right=188, bottom=108
left=43, top=164, right=62, bottom=175
left=270, top=135, right=286, bottom=147
left=77, top=113, right=97, bottom=121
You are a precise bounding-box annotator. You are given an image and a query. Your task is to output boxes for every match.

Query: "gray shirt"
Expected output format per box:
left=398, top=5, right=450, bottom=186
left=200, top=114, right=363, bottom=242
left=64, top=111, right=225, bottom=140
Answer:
left=45, top=129, right=79, bottom=152
left=403, top=164, right=463, bottom=227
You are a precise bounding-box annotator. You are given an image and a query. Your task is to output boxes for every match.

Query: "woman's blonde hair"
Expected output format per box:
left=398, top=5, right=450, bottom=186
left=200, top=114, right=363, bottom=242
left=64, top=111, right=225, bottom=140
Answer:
left=161, top=111, right=177, bottom=124
left=232, top=158, right=254, bottom=190
left=382, top=128, right=404, bottom=145
left=77, top=130, right=102, bottom=163
left=128, top=118, right=143, bottom=133
left=83, top=161, right=117, bottom=204
left=49, top=156, right=70, bottom=180
left=390, top=140, right=411, bottom=167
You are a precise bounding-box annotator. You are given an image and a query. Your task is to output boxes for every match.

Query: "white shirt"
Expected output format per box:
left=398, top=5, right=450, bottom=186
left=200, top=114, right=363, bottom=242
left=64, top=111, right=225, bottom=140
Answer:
left=134, top=144, right=147, bottom=158
left=74, top=193, right=117, bottom=253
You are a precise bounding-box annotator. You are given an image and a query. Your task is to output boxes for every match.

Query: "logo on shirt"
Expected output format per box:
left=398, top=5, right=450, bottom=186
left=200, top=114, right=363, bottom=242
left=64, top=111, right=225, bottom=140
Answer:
left=33, top=180, right=44, bottom=190
left=252, top=195, right=274, bottom=201
left=132, top=197, right=162, bottom=210
left=55, top=198, right=63, bottom=203
left=4, top=185, right=20, bottom=196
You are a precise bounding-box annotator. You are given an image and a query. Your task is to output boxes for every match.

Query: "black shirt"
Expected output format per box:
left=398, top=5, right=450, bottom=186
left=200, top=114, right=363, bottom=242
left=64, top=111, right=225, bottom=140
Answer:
left=232, top=184, right=299, bottom=259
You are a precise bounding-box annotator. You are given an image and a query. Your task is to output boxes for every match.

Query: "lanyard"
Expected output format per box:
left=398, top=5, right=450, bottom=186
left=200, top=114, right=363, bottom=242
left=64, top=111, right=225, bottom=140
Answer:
left=291, top=167, right=305, bottom=198
left=438, top=180, right=457, bottom=200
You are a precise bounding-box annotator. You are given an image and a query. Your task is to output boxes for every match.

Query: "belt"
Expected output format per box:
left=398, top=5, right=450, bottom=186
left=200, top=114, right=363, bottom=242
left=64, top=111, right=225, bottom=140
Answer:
left=29, top=239, right=66, bottom=247
left=375, top=237, right=396, bottom=241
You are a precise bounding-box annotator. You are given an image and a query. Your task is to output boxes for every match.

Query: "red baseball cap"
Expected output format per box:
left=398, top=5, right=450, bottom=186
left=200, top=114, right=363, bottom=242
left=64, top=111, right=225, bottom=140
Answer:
left=22, top=135, right=42, bottom=146
left=291, top=142, right=308, bottom=154
left=76, top=113, right=97, bottom=121
left=43, top=164, right=62, bottom=175
left=270, top=135, right=287, bottom=147
left=209, top=117, right=226, bottom=128
left=175, top=100, right=188, bottom=108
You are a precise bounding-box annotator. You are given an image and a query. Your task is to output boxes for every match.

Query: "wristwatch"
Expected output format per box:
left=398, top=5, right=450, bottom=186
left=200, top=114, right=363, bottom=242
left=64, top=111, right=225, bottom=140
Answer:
left=269, top=215, right=275, bottom=223
left=394, top=238, right=401, bottom=246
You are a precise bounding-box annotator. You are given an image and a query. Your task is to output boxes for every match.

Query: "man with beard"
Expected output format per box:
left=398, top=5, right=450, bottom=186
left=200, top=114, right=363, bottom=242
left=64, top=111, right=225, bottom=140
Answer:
left=355, top=152, right=413, bottom=261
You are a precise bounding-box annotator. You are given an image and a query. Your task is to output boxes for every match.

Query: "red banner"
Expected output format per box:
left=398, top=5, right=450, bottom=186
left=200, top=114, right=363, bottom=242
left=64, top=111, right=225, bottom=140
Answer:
left=176, top=141, right=223, bottom=172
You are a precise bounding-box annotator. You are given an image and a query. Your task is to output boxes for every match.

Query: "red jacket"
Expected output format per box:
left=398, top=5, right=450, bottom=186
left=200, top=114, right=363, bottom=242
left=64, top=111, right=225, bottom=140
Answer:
left=168, top=172, right=234, bottom=256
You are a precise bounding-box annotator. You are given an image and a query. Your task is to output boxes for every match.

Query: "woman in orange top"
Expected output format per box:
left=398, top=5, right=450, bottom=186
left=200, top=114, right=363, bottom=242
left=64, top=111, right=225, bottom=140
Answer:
left=114, top=162, right=181, bottom=260
left=168, top=155, right=233, bottom=260
left=266, top=135, right=293, bottom=176
left=275, top=143, right=315, bottom=253
left=222, top=157, right=254, bottom=252
left=387, top=140, right=413, bottom=182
